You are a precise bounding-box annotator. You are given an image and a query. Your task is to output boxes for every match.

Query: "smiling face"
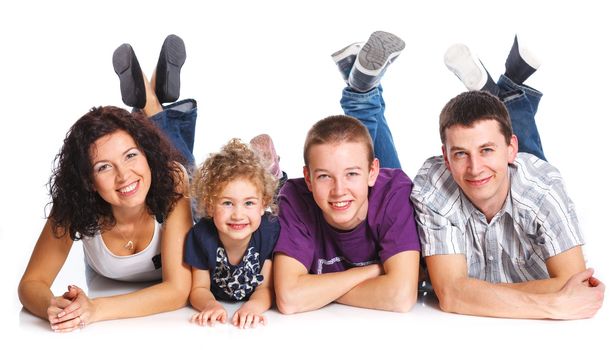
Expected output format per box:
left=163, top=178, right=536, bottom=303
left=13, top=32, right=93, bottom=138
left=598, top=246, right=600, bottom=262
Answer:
left=90, top=130, right=152, bottom=213
left=211, top=177, right=265, bottom=246
left=443, top=119, right=518, bottom=219
left=304, top=141, right=379, bottom=231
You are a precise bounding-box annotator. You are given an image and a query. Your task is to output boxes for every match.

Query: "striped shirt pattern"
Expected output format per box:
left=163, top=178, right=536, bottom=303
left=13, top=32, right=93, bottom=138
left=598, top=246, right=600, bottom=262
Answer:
left=411, top=153, right=584, bottom=283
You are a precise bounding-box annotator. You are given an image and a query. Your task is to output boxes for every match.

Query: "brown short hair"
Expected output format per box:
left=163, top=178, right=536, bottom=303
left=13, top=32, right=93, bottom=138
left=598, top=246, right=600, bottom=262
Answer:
left=192, top=138, right=278, bottom=218
left=303, top=115, right=374, bottom=167
left=439, top=91, right=512, bottom=144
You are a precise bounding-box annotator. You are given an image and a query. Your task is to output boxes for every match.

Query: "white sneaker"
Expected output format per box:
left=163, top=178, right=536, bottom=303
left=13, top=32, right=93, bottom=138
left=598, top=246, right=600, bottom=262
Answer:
left=444, top=43, right=489, bottom=91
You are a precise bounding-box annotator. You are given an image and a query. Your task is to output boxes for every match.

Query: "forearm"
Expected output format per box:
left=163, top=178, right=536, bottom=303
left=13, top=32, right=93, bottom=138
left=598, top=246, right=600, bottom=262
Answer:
left=243, top=288, right=273, bottom=314
left=277, top=265, right=380, bottom=314
left=336, top=273, right=417, bottom=312
left=92, top=280, right=189, bottom=322
left=18, top=280, right=54, bottom=319
left=497, top=277, right=567, bottom=294
left=439, top=277, right=559, bottom=319
left=189, top=287, right=219, bottom=312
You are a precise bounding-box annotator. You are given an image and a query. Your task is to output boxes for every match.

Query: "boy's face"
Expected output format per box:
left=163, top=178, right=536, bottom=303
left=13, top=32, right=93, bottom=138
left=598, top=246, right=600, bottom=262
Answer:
left=442, top=119, right=518, bottom=218
left=304, top=141, right=379, bottom=231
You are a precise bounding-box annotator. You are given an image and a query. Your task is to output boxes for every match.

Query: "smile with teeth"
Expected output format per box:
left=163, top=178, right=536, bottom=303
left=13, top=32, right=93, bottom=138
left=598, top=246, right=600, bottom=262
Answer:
left=228, top=223, right=249, bottom=230
left=118, top=181, right=139, bottom=194
left=330, top=200, right=351, bottom=209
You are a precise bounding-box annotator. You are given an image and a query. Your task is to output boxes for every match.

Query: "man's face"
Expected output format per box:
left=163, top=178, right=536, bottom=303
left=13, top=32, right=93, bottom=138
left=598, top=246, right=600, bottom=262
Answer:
left=304, top=141, right=379, bottom=231
left=443, top=119, right=517, bottom=218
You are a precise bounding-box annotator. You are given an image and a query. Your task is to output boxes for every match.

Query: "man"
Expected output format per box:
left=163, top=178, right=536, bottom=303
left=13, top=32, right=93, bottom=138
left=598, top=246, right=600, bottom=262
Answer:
left=411, top=36, right=605, bottom=319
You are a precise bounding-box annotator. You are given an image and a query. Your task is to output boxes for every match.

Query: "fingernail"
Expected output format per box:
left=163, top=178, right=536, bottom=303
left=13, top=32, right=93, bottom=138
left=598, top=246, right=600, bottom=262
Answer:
left=57, top=312, right=65, bottom=318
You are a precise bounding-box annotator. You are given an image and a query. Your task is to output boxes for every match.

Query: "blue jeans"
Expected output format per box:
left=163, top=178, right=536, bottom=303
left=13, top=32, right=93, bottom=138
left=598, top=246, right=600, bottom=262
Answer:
left=340, top=86, right=402, bottom=169
left=150, top=99, right=198, bottom=169
left=340, top=77, right=546, bottom=167
left=497, top=75, right=546, bottom=161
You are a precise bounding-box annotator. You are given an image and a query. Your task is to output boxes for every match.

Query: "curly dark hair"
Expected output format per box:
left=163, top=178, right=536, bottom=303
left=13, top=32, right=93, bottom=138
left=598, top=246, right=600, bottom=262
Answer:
left=48, top=106, right=185, bottom=240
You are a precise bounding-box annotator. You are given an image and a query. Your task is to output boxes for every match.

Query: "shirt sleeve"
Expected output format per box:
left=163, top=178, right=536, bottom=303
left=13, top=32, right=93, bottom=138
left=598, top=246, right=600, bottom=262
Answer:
left=411, top=198, right=466, bottom=256
left=273, top=181, right=315, bottom=270
left=410, top=161, right=466, bottom=257
left=534, top=178, right=585, bottom=258
left=376, top=179, right=421, bottom=263
left=258, top=213, right=281, bottom=260
left=183, top=221, right=211, bottom=270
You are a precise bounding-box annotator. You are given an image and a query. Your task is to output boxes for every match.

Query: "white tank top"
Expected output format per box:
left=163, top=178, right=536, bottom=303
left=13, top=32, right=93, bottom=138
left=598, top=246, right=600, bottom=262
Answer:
left=82, top=219, right=163, bottom=282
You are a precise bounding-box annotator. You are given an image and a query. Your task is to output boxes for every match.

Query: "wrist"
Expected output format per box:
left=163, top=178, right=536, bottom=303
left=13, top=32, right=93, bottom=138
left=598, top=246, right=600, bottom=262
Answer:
left=529, top=292, right=560, bottom=319
left=89, top=298, right=102, bottom=323
left=204, top=299, right=222, bottom=310
left=366, top=263, right=383, bottom=278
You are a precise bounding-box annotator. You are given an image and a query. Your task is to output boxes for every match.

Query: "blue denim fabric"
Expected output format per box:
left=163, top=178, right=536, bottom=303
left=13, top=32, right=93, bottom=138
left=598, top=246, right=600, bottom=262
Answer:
left=150, top=99, right=197, bottom=169
left=340, top=85, right=402, bottom=169
left=497, top=75, right=546, bottom=161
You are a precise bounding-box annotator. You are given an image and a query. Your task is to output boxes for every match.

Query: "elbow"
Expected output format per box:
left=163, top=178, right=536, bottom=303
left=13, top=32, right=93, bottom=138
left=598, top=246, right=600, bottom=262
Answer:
left=275, top=287, right=300, bottom=315
left=388, top=285, right=417, bottom=313
left=169, top=294, right=190, bottom=311
left=434, top=285, right=458, bottom=313
left=167, top=283, right=191, bottom=310
left=17, top=280, right=29, bottom=308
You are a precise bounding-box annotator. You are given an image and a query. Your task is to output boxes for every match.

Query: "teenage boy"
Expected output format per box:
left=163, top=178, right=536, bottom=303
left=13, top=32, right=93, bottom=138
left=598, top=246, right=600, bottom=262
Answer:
left=273, top=31, right=421, bottom=314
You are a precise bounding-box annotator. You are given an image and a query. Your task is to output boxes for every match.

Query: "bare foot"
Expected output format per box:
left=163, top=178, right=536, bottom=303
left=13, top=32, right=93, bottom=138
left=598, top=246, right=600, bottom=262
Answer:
left=141, top=72, right=163, bottom=117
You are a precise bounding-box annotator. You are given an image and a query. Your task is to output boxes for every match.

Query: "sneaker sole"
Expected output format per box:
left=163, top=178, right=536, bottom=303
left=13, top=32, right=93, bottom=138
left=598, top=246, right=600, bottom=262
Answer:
left=156, top=34, right=186, bottom=103
left=444, top=43, right=487, bottom=91
left=355, top=31, right=405, bottom=76
left=112, top=44, right=146, bottom=109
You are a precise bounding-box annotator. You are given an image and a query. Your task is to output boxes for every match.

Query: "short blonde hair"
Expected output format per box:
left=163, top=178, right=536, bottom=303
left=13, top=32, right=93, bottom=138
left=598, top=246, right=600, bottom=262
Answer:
left=192, top=138, right=278, bottom=218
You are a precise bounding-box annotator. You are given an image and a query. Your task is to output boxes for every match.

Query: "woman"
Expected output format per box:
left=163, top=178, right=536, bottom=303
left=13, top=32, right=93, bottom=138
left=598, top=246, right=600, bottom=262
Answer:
left=18, top=35, right=195, bottom=332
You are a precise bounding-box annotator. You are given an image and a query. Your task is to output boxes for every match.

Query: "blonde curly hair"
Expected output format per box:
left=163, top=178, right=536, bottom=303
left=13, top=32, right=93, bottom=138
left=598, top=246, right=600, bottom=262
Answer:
left=192, top=138, right=279, bottom=218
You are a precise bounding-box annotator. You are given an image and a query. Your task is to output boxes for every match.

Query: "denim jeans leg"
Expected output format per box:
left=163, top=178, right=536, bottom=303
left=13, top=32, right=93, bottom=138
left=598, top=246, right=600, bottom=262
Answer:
left=340, top=85, right=401, bottom=168
left=150, top=98, right=198, bottom=169
left=497, top=75, right=546, bottom=161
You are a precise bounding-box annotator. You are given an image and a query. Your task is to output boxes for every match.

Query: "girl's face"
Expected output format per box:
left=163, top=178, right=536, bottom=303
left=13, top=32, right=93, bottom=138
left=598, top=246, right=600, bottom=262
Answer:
left=212, top=177, right=265, bottom=245
left=90, top=130, right=152, bottom=213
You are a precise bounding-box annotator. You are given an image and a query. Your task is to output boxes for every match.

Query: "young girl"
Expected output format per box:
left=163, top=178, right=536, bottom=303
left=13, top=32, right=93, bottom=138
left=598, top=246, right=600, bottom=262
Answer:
left=185, top=138, right=280, bottom=329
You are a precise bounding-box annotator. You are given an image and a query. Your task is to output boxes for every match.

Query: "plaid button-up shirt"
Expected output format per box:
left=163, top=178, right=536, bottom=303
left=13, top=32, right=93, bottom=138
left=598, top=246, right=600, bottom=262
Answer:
left=411, top=153, right=584, bottom=283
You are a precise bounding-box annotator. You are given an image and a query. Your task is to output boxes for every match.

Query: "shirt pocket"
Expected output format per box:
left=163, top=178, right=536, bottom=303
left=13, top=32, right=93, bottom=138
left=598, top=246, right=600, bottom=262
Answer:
left=467, top=254, right=484, bottom=280
left=511, top=251, right=548, bottom=281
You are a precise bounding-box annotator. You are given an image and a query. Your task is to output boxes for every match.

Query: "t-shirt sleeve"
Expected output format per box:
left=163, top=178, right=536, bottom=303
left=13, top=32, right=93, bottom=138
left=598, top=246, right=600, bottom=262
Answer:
left=273, top=181, right=315, bottom=270
left=258, top=213, right=281, bottom=260
left=183, top=221, right=211, bottom=270
left=535, top=178, right=585, bottom=258
left=375, top=176, right=421, bottom=263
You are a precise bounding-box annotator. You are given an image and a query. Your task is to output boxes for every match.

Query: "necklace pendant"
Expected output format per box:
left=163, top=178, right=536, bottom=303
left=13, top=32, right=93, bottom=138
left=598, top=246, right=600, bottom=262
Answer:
left=124, top=240, right=134, bottom=251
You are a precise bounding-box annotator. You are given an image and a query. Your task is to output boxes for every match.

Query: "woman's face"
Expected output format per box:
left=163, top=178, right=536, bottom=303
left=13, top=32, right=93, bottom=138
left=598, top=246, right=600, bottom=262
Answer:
left=90, top=130, right=152, bottom=213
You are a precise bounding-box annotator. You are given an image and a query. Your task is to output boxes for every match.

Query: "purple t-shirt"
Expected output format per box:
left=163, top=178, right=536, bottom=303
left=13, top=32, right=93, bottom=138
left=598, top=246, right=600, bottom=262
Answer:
left=274, top=168, right=420, bottom=274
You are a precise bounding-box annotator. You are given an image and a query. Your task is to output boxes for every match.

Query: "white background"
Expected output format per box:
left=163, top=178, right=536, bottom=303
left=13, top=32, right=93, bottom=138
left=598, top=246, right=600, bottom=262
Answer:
left=1, top=0, right=613, bottom=348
